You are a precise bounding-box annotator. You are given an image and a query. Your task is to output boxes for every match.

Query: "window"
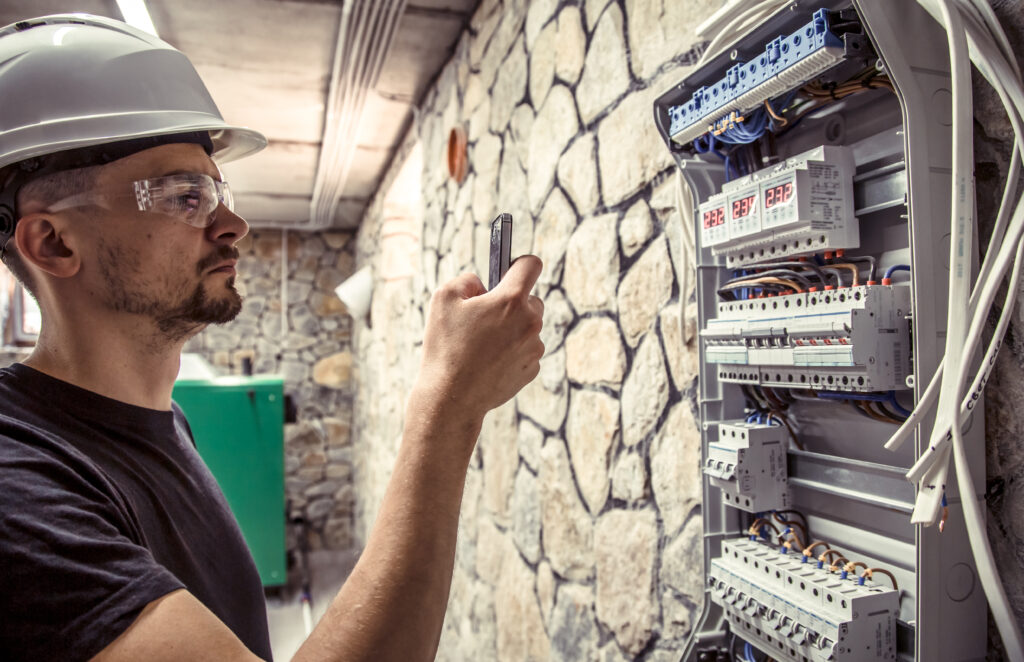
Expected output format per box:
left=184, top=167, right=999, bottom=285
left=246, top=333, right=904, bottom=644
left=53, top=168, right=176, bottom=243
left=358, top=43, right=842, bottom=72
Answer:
left=1, top=266, right=40, bottom=346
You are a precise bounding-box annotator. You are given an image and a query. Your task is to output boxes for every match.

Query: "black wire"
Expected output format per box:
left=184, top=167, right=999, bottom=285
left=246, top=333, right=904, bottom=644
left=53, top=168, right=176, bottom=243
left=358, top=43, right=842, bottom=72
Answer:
left=820, top=267, right=844, bottom=287
left=717, top=281, right=793, bottom=299
left=773, top=509, right=809, bottom=533
left=837, top=255, right=877, bottom=282
left=875, top=401, right=907, bottom=423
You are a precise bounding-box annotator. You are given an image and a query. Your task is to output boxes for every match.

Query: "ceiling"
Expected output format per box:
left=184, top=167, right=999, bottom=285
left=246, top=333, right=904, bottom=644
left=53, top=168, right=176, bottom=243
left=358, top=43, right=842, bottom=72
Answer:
left=0, top=0, right=479, bottom=229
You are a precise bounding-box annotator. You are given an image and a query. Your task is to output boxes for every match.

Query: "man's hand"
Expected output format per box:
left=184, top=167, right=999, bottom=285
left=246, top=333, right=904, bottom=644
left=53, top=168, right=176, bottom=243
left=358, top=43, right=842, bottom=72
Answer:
left=416, top=255, right=545, bottom=426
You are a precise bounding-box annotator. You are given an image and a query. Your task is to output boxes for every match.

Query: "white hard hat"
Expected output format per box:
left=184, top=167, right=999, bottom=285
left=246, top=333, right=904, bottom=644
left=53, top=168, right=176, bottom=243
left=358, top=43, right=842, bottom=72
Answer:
left=0, top=14, right=267, bottom=239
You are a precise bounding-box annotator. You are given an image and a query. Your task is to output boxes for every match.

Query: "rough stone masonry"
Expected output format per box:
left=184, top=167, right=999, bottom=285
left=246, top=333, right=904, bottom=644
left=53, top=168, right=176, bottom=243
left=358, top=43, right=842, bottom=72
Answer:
left=346, top=0, right=1024, bottom=660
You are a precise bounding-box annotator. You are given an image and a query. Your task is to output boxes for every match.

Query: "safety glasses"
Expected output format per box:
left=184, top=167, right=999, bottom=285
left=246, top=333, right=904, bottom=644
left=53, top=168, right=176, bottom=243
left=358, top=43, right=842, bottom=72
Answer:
left=48, top=173, right=234, bottom=228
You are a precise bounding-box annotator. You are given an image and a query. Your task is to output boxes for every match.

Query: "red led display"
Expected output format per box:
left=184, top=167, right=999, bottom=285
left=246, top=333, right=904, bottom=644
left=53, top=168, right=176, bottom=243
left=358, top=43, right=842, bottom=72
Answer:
left=764, top=181, right=795, bottom=209
left=703, top=207, right=726, bottom=229
left=732, top=194, right=756, bottom=219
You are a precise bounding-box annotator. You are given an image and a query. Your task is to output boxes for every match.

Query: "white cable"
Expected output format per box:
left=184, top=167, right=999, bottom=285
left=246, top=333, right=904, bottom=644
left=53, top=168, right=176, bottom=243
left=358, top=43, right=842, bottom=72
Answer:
left=675, top=171, right=697, bottom=345
left=906, top=192, right=1024, bottom=480
left=907, top=0, right=1024, bottom=502
left=891, top=2, right=1024, bottom=464
left=888, top=235, right=1024, bottom=456
left=884, top=53, right=1024, bottom=454
left=951, top=414, right=1024, bottom=662
left=912, top=0, right=974, bottom=525
left=695, top=0, right=789, bottom=69
left=906, top=1, right=1024, bottom=657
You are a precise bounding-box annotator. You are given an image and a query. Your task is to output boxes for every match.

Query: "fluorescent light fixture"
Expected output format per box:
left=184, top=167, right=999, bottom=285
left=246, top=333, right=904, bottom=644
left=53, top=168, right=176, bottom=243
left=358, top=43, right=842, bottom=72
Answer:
left=115, top=0, right=158, bottom=37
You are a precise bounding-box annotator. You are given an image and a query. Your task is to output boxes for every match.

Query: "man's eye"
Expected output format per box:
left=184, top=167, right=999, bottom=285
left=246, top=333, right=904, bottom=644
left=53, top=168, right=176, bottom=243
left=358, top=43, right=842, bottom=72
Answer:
left=169, top=190, right=202, bottom=214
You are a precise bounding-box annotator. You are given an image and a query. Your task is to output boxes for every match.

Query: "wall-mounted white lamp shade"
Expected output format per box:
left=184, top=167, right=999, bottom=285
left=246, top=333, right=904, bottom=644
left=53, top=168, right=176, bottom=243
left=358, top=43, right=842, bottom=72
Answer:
left=335, top=266, right=373, bottom=319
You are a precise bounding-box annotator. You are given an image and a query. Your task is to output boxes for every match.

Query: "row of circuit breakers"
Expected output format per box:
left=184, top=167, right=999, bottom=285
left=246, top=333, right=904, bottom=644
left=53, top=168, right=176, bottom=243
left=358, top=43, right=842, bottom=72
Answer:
left=655, top=6, right=914, bottom=662
left=699, top=144, right=911, bottom=395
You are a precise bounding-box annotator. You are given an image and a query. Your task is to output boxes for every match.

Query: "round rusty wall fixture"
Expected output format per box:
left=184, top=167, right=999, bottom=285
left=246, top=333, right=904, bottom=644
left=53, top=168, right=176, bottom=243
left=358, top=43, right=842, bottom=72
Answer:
left=447, top=126, right=468, bottom=184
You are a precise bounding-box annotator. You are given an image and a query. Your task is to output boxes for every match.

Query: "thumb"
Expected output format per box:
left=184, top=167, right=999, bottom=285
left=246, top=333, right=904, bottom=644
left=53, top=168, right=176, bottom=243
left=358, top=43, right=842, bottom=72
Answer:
left=495, top=255, right=543, bottom=297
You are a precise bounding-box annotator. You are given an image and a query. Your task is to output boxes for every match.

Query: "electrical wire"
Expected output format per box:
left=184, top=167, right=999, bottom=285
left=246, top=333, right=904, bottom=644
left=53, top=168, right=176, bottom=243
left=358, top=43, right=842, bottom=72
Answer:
left=860, top=567, right=899, bottom=592
left=834, top=253, right=876, bottom=282
left=882, top=264, right=911, bottom=281
left=724, top=269, right=813, bottom=291
left=827, top=262, right=860, bottom=287
left=695, top=0, right=791, bottom=68
left=717, top=276, right=803, bottom=298
left=902, top=1, right=1024, bottom=655
left=675, top=171, right=697, bottom=345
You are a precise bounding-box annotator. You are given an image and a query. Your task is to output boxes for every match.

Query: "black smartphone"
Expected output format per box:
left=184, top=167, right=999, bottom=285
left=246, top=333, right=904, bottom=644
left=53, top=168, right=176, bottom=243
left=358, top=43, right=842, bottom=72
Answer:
left=488, top=213, right=513, bottom=290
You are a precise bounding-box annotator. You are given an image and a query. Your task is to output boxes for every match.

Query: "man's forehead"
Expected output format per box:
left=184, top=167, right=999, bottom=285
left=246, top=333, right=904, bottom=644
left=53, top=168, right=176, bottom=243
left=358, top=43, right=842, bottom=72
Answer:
left=101, top=143, right=221, bottom=181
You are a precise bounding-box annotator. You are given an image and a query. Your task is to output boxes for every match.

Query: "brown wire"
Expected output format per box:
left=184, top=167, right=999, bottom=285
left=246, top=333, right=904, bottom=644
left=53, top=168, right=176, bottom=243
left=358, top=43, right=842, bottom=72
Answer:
left=803, top=540, right=831, bottom=556
left=772, top=513, right=808, bottom=543
left=828, top=556, right=850, bottom=573
left=828, top=262, right=860, bottom=287
left=749, top=518, right=781, bottom=537
left=726, top=276, right=803, bottom=293
left=764, top=99, right=787, bottom=125
left=863, top=401, right=904, bottom=425
left=769, top=410, right=805, bottom=450
left=862, top=568, right=899, bottom=592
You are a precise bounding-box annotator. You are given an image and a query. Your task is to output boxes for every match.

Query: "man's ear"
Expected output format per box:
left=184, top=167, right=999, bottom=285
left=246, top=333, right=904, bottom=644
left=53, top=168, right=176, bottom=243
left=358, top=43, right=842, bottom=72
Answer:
left=13, top=213, right=81, bottom=278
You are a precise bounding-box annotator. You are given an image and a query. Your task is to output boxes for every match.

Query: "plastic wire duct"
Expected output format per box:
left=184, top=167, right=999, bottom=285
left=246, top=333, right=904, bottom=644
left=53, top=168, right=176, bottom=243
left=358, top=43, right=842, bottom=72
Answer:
left=307, top=0, right=409, bottom=229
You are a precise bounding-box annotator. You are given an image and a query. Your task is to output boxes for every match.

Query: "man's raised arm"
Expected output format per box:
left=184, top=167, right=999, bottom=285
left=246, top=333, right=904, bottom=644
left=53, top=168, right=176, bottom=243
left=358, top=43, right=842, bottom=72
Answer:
left=92, top=256, right=545, bottom=662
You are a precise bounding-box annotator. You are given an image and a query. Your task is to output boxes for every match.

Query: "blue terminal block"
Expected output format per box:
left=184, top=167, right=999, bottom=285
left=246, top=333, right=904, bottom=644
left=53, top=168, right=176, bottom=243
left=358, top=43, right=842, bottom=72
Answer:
left=668, top=8, right=845, bottom=145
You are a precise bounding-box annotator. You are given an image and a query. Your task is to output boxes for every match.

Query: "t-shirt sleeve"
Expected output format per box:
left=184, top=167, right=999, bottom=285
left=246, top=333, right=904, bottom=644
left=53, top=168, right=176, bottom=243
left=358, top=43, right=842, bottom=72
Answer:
left=0, top=437, right=186, bottom=661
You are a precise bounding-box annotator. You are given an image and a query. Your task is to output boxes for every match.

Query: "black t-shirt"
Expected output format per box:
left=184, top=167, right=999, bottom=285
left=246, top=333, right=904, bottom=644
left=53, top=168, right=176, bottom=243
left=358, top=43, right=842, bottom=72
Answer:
left=0, top=363, right=272, bottom=660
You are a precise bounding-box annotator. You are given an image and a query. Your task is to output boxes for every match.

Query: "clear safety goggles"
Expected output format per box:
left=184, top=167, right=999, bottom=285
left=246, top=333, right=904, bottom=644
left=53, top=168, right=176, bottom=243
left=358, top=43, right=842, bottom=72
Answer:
left=48, top=173, right=234, bottom=228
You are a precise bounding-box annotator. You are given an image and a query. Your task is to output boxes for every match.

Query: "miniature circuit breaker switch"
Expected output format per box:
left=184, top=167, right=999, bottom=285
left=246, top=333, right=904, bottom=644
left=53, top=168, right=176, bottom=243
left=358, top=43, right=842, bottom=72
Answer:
left=705, top=421, right=790, bottom=512
left=710, top=538, right=899, bottom=662
left=704, top=284, right=912, bottom=392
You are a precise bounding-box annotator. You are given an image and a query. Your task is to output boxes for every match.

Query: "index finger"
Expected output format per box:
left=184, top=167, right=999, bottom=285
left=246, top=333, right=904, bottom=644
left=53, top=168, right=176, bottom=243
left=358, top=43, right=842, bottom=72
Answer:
left=496, top=255, right=543, bottom=296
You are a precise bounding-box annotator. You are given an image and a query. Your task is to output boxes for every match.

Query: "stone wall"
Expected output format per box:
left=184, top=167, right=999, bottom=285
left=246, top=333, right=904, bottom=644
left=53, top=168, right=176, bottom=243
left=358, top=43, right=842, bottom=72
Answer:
left=343, top=0, right=1024, bottom=660
left=185, top=229, right=358, bottom=553
left=352, top=0, right=714, bottom=658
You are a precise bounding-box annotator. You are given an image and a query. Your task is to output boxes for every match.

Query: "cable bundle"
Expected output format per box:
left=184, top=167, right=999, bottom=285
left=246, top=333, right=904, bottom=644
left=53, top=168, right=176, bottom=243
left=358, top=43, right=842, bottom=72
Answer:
left=883, top=1, right=1024, bottom=656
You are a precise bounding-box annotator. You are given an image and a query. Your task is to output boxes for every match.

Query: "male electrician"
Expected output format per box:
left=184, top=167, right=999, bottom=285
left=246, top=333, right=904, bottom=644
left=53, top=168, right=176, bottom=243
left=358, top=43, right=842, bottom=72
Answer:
left=0, top=15, right=544, bottom=661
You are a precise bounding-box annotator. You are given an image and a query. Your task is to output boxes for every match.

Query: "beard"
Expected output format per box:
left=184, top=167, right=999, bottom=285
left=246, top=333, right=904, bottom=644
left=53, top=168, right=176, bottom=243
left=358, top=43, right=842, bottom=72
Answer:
left=98, top=240, right=243, bottom=342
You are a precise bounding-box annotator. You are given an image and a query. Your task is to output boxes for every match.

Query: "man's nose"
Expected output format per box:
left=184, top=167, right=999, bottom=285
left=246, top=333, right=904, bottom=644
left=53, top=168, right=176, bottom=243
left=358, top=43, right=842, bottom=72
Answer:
left=207, top=202, right=249, bottom=244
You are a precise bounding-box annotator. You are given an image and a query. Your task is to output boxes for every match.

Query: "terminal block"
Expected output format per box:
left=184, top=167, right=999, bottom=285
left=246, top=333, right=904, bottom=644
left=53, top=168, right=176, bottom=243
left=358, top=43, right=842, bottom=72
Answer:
left=697, top=145, right=858, bottom=267
left=705, top=421, right=789, bottom=512
left=668, top=9, right=853, bottom=146
left=704, top=284, right=911, bottom=392
left=709, top=538, right=899, bottom=662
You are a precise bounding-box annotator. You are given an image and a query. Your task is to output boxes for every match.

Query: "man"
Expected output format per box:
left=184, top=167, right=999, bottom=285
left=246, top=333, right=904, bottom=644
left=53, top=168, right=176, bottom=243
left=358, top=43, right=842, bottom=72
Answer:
left=0, top=15, right=544, bottom=661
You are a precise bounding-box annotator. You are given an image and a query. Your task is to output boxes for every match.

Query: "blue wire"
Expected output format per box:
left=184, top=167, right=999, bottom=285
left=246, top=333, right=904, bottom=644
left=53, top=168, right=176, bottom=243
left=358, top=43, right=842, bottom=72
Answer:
left=745, top=642, right=757, bottom=662
left=817, top=391, right=890, bottom=403
left=887, top=390, right=913, bottom=417
left=884, top=264, right=911, bottom=280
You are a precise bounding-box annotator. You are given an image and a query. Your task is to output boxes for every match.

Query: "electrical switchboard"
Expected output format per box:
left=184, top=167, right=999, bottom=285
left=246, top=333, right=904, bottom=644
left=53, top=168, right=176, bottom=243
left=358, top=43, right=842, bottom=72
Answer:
left=653, top=1, right=999, bottom=660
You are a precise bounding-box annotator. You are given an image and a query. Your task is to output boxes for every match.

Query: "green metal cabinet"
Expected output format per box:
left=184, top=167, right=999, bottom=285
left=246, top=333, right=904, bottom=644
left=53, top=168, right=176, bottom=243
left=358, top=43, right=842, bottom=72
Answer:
left=172, top=376, right=286, bottom=586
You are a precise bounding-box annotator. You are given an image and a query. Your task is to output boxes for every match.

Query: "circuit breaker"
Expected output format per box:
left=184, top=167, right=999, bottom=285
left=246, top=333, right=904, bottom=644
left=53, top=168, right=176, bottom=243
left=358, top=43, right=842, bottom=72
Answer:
left=654, top=2, right=987, bottom=660
left=705, top=421, right=790, bottom=513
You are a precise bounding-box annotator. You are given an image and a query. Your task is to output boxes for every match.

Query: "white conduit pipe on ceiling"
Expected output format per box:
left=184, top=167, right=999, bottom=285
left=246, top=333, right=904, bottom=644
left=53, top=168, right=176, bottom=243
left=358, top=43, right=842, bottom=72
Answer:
left=309, top=0, right=408, bottom=229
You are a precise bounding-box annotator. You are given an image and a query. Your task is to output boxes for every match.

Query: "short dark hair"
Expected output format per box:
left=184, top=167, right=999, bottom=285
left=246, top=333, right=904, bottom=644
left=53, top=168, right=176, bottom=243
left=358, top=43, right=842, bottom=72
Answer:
left=0, top=160, right=101, bottom=297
